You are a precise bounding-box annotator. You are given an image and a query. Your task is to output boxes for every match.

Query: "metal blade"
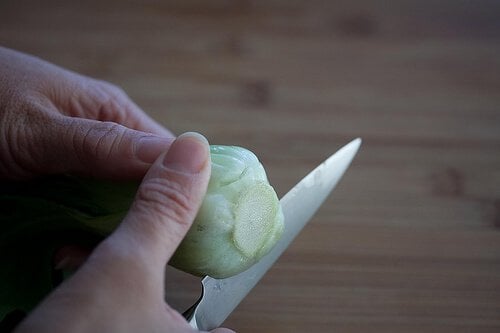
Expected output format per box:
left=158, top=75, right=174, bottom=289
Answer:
left=186, top=138, right=362, bottom=330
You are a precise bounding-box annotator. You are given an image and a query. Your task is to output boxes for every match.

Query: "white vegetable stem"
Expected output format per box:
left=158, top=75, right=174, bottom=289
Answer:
left=170, top=146, right=284, bottom=278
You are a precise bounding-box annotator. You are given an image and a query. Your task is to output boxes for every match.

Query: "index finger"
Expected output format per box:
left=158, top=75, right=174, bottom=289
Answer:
left=55, top=76, right=174, bottom=137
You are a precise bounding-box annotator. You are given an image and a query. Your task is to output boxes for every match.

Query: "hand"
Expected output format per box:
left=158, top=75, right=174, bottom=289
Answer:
left=14, top=133, right=233, bottom=333
left=0, top=46, right=173, bottom=180
left=0, top=47, right=234, bottom=332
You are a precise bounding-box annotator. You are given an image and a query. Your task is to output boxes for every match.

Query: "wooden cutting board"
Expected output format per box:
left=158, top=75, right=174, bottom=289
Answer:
left=1, top=1, right=499, bottom=332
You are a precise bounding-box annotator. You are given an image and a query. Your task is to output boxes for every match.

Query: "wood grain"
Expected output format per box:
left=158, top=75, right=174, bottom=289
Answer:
left=1, top=0, right=500, bottom=332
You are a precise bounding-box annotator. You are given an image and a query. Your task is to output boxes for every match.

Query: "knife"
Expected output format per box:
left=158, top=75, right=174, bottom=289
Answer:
left=184, top=138, right=362, bottom=330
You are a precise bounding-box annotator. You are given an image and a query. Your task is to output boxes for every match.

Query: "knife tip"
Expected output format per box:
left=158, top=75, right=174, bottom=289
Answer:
left=348, top=137, right=362, bottom=152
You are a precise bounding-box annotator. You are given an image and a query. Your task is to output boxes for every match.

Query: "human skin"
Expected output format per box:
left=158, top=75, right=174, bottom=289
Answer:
left=0, top=47, right=234, bottom=333
left=0, top=46, right=173, bottom=180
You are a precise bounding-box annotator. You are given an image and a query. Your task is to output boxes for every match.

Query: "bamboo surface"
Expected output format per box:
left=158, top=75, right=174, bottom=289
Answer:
left=1, top=1, right=500, bottom=332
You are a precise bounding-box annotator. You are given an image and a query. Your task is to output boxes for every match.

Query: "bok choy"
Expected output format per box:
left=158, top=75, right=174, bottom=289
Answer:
left=0, top=145, right=284, bottom=318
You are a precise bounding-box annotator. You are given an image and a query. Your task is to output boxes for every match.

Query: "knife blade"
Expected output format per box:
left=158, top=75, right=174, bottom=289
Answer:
left=185, top=138, right=362, bottom=330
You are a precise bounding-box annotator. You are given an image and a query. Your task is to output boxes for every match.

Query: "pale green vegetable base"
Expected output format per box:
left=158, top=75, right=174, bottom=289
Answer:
left=170, top=145, right=284, bottom=278
left=0, top=145, right=284, bottom=320
left=233, top=182, right=283, bottom=258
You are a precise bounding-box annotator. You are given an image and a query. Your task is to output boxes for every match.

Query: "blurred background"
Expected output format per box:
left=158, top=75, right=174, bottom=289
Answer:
left=1, top=0, right=500, bottom=332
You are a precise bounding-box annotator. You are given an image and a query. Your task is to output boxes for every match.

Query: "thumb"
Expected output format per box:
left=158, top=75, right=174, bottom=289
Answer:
left=19, top=133, right=213, bottom=331
left=95, top=132, right=210, bottom=285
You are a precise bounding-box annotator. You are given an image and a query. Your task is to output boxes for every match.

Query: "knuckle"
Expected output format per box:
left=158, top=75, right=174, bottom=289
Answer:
left=77, top=121, right=131, bottom=161
left=0, top=101, right=55, bottom=178
left=91, top=80, right=128, bottom=123
left=97, top=94, right=124, bottom=123
left=91, top=80, right=143, bottom=129
left=133, top=176, right=194, bottom=229
left=97, top=79, right=126, bottom=97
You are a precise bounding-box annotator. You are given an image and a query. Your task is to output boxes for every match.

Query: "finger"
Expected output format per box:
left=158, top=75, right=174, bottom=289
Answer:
left=10, top=113, right=174, bottom=179
left=118, top=132, right=210, bottom=264
left=90, top=80, right=174, bottom=137
left=61, top=78, right=174, bottom=137
left=93, top=132, right=210, bottom=283
left=9, top=51, right=174, bottom=137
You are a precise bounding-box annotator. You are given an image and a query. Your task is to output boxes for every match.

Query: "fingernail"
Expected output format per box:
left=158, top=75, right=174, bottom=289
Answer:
left=163, top=132, right=209, bottom=173
left=136, top=136, right=173, bottom=163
